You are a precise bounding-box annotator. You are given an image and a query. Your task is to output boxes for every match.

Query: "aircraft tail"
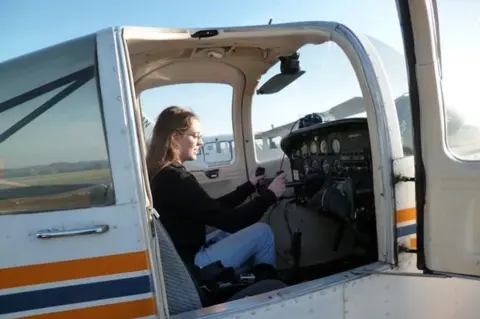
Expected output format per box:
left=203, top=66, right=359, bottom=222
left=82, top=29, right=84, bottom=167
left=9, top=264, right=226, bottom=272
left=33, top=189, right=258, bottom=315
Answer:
left=142, top=113, right=154, bottom=142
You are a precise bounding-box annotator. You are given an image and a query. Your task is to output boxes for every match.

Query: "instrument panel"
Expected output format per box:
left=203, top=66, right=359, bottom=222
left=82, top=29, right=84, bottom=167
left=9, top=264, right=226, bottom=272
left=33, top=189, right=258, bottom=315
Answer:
left=281, top=118, right=376, bottom=246
left=281, top=119, right=371, bottom=181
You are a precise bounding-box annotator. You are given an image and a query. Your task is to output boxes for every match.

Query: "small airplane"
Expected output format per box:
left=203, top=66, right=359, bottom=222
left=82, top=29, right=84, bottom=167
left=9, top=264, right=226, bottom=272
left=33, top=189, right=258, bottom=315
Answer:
left=1, top=1, right=480, bottom=318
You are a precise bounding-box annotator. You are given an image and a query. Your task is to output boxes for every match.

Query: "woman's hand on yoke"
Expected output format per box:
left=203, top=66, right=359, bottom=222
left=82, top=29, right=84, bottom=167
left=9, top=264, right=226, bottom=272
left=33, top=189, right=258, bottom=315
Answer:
left=268, top=173, right=287, bottom=198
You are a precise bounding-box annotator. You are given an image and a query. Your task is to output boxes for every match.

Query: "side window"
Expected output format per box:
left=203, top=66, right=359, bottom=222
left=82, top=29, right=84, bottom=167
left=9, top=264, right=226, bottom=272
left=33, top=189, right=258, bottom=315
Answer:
left=140, top=83, right=234, bottom=170
left=0, top=35, right=114, bottom=214
left=437, top=0, right=480, bottom=160
left=364, top=36, right=414, bottom=156
left=252, top=43, right=362, bottom=163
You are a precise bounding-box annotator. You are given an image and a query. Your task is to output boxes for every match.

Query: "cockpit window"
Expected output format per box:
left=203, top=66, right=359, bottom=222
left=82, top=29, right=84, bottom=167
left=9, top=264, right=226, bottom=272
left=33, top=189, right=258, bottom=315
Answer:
left=252, top=42, right=362, bottom=163
left=0, top=34, right=115, bottom=214
left=253, top=31, right=480, bottom=160
left=140, top=83, right=235, bottom=169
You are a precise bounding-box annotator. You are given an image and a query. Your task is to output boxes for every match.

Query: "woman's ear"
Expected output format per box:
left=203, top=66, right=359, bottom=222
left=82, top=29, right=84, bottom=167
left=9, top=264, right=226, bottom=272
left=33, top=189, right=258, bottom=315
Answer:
left=171, top=131, right=181, bottom=142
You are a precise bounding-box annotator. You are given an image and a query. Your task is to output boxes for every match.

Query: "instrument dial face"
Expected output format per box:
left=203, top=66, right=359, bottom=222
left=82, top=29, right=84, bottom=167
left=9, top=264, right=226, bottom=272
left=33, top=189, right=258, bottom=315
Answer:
left=332, top=139, right=341, bottom=154
left=301, top=143, right=308, bottom=156
left=322, top=159, right=329, bottom=173
left=320, top=140, right=328, bottom=154
left=334, top=160, right=343, bottom=173
left=310, top=141, right=318, bottom=154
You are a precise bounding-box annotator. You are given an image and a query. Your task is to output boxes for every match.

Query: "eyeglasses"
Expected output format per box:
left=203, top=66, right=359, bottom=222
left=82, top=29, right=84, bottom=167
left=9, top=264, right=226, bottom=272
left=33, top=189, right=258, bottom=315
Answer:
left=184, top=132, right=203, bottom=139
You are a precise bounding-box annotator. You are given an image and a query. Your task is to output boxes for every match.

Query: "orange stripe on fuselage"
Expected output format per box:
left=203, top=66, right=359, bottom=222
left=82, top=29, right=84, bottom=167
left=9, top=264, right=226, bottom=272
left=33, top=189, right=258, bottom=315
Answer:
left=0, top=251, right=149, bottom=290
left=17, top=297, right=156, bottom=319
left=396, top=207, right=416, bottom=223
left=410, top=237, right=417, bottom=249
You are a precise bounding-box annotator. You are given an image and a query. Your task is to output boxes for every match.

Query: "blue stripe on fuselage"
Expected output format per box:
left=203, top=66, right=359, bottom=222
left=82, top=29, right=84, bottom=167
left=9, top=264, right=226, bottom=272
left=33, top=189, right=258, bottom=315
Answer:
left=0, top=275, right=151, bottom=315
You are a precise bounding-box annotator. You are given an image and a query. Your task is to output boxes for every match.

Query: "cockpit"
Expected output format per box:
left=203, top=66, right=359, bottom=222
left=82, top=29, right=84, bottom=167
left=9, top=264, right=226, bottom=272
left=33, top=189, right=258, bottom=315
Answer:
left=129, top=25, right=480, bottom=315
left=248, top=115, right=378, bottom=285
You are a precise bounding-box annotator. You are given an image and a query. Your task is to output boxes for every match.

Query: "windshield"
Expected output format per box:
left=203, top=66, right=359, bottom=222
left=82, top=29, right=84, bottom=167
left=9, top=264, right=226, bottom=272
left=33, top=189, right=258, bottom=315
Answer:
left=258, top=34, right=480, bottom=158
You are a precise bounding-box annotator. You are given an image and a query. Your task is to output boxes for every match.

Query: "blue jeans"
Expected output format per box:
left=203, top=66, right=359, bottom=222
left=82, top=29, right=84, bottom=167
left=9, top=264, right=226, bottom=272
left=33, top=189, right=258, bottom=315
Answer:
left=194, top=223, right=276, bottom=269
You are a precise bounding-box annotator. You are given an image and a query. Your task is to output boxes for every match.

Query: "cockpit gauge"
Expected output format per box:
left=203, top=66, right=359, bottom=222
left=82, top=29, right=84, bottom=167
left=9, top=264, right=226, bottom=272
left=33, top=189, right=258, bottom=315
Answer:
left=322, top=159, right=330, bottom=173
left=320, top=140, right=328, bottom=154
left=332, top=139, right=341, bottom=154
left=301, top=143, right=309, bottom=156
left=304, top=161, right=310, bottom=175
left=310, top=141, right=318, bottom=154
left=333, top=160, right=343, bottom=174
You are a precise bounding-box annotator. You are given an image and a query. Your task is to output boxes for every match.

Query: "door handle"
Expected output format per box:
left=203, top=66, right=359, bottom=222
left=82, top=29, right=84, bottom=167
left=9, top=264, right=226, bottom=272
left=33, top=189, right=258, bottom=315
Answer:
left=204, top=169, right=219, bottom=179
left=36, top=224, right=110, bottom=239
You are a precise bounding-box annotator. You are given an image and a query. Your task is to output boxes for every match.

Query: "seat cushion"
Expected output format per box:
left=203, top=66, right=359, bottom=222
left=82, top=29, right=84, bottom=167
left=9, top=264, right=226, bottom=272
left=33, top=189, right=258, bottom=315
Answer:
left=154, top=216, right=203, bottom=314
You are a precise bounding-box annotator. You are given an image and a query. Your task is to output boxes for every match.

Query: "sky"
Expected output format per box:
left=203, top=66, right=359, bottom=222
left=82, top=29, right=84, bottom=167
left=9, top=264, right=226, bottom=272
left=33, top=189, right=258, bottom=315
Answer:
left=1, top=0, right=479, bottom=168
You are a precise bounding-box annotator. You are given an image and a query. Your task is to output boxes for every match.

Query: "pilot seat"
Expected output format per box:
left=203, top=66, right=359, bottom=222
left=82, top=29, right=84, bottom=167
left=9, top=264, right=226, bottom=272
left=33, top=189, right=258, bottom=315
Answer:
left=152, top=211, right=287, bottom=315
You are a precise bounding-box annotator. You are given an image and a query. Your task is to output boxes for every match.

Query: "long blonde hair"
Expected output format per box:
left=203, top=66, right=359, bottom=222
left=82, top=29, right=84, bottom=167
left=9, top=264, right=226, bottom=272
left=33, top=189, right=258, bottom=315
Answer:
left=146, top=106, right=198, bottom=178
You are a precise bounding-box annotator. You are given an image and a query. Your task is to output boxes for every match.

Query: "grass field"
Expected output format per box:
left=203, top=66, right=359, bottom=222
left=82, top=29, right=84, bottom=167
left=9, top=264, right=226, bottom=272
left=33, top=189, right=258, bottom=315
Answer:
left=0, top=188, right=95, bottom=214
left=0, top=169, right=114, bottom=214
left=3, top=169, right=112, bottom=187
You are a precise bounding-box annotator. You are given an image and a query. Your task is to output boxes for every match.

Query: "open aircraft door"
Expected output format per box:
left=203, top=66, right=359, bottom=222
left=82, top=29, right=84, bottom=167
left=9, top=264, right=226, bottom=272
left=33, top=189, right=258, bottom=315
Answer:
left=0, top=30, right=162, bottom=318
left=398, top=0, right=480, bottom=278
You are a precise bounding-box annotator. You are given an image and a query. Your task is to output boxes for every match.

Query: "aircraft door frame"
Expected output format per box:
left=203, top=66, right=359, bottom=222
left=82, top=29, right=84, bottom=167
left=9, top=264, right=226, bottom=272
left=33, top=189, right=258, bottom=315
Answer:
left=0, top=29, right=158, bottom=318
left=115, top=28, right=171, bottom=316
left=243, top=23, right=404, bottom=265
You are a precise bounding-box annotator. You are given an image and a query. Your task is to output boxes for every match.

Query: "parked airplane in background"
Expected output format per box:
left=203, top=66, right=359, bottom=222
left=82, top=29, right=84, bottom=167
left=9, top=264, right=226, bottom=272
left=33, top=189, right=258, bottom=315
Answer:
left=142, top=113, right=287, bottom=168
left=141, top=97, right=367, bottom=168
left=143, top=92, right=480, bottom=170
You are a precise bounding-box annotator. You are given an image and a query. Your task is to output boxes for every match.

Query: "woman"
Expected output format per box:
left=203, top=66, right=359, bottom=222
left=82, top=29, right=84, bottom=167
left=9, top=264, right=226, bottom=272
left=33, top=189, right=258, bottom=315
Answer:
left=147, top=106, right=286, bottom=271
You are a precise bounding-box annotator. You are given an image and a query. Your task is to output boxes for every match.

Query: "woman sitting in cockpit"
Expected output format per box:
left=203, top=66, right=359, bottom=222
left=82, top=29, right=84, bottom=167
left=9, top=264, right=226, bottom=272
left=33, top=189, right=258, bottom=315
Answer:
left=146, top=106, right=286, bottom=272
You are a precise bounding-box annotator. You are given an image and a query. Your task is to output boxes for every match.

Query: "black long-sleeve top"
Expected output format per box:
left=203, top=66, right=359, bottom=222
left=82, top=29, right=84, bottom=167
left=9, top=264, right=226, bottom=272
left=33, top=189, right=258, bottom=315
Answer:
left=150, top=163, right=277, bottom=266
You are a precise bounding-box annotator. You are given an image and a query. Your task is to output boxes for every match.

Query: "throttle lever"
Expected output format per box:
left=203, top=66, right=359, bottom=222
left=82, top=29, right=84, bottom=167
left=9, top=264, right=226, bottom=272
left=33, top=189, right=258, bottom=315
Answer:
left=286, top=181, right=303, bottom=188
left=255, top=166, right=267, bottom=193
left=255, top=166, right=266, bottom=177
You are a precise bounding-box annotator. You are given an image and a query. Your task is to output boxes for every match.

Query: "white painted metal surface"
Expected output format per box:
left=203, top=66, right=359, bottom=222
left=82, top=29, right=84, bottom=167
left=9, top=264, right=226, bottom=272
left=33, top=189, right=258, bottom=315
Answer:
left=407, top=0, right=480, bottom=279
left=0, top=30, right=157, bottom=319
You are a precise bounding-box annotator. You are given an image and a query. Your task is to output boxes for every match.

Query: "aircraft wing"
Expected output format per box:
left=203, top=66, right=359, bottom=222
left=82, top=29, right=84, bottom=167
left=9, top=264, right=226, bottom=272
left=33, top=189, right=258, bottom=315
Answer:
left=254, top=122, right=297, bottom=140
